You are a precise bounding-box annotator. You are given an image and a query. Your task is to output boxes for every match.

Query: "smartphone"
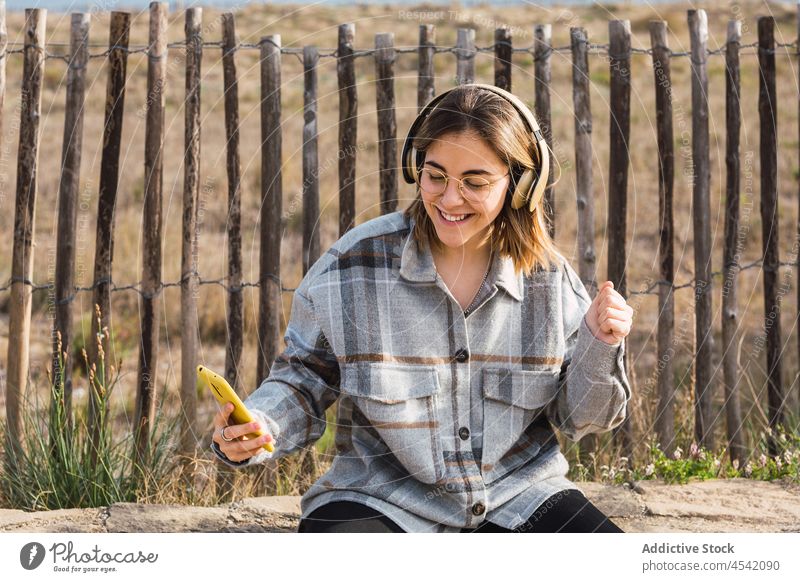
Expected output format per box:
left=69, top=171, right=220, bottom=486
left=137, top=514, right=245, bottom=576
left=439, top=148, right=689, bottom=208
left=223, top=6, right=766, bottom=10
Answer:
left=198, top=365, right=275, bottom=453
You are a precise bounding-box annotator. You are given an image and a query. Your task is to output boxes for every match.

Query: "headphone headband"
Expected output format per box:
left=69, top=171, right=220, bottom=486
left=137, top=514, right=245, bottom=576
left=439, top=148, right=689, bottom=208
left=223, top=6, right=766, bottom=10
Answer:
left=400, top=83, right=550, bottom=213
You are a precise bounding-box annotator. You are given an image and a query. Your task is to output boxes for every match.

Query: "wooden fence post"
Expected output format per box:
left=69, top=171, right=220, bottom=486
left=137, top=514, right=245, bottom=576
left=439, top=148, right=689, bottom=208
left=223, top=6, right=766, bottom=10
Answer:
left=534, top=23, right=554, bottom=238
left=494, top=26, right=511, bottom=91
left=0, top=0, right=8, bottom=416
left=337, top=23, right=356, bottom=237
left=688, top=9, right=715, bottom=450
left=571, top=26, right=598, bottom=461
left=296, top=44, right=322, bottom=480
left=723, top=19, right=746, bottom=466
left=135, top=0, right=167, bottom=468
left=214, top=11, right=243, bottom=503
left=256, top=34, right=282, bottom=386
left=5, top=7, right=46, bottom=461
left=571, top=27, right=596, bottom=289
left=456, top=28, right=475, bottom=85
left=608, top=19, right=633, bottom=462
left=52, top=12, right=89, bottom=452
left=179, top=6, right=202, bottom=464
left=797, top=4, right=800, bottom=424
left=303, top=45, right=320, bottom=275
left=88, top=11, right=130, bottom=465
left=649, top=19, right=676, bottom=457
left=758, top=15, right=783, bottom=457
left=375, top=32, right=397, bottom=215
left=418, top=24, right=435, bottom=110
left=221, top=12, right=243, bottom=391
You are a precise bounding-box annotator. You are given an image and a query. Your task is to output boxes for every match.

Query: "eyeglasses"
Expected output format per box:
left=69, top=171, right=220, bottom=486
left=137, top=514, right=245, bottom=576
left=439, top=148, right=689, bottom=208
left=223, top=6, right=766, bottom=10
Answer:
left=415, top=166, right=510, bottom=204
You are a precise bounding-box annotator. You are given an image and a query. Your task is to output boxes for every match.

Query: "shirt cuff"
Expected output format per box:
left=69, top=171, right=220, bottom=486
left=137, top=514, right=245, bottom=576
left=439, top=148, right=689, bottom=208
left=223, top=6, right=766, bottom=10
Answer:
left=210, top=440, right=251, bottom=468
left=572, top=313, right=624, bottom=377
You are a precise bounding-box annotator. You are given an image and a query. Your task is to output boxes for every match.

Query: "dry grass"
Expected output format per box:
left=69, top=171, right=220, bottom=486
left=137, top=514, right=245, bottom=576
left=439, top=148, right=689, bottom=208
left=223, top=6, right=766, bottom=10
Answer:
left=0, top=1, right=799, bottom=500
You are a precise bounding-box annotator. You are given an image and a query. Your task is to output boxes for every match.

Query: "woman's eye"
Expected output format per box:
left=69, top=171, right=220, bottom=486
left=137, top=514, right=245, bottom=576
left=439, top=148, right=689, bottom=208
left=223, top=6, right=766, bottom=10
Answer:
left=465, top=180, right=489, bottom=190
left=429, top=174, right=445, bottom=182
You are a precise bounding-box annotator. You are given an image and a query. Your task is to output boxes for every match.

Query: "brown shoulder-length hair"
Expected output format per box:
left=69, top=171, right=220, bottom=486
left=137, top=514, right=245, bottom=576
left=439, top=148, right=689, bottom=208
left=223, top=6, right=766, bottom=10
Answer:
left=403, top=85, right=562, bottom=276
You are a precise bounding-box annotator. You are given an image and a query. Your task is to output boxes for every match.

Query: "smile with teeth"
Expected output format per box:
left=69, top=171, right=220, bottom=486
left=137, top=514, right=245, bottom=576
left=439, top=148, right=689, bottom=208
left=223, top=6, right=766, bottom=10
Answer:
left=437, top=207, right=474, bottom=223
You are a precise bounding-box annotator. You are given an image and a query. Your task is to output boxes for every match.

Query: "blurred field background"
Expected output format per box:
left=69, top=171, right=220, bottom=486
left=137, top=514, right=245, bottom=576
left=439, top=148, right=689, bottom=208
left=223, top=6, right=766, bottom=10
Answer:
left=0, top=0, right=799, bottom=503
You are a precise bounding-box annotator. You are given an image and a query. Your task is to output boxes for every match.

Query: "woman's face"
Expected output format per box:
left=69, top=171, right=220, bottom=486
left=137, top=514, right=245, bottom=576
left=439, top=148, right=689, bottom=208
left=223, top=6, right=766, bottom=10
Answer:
left=420, top=130, right=511, bottom=256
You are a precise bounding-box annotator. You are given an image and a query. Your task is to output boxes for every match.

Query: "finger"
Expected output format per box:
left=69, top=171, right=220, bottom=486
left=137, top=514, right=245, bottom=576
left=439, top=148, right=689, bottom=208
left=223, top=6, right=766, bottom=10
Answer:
left=600, top=293, right=628, bottom=312
left=224, top=420, right=267, bottom=441
left=213, top=402, right=235, bottom=430
left=227, top=433, right=274, bottom=460
left=598, top=306, right=630, bottom=326
left=602, top=313, right=632, bottom=333
left=606, top=290, right=626, bottom=304
left=601, top=318, right=630, bottom=337
left=217, top=427, right=267, bottom=461
left=212, top=403, right=236, bottom=447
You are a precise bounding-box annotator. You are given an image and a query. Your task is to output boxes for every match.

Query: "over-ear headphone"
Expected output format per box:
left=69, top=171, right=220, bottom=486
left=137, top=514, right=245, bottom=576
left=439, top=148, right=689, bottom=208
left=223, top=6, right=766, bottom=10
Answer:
left=401, top=82, right=550, bottom=213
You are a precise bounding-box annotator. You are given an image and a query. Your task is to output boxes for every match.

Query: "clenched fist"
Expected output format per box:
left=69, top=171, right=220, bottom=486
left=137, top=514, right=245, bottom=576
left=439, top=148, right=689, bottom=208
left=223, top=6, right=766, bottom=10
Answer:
left=584, top=280, right=633, bottom=345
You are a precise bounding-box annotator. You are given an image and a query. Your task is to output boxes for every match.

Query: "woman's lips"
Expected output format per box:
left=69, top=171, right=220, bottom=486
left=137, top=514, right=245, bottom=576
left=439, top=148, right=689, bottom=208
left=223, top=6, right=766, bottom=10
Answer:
left=435, top=206, right=475, bottom=227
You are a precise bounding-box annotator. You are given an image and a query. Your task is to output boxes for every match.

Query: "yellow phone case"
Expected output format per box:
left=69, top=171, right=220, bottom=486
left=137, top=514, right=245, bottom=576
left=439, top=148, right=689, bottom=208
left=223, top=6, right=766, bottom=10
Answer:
left=198, top=365, right=275, bottom=453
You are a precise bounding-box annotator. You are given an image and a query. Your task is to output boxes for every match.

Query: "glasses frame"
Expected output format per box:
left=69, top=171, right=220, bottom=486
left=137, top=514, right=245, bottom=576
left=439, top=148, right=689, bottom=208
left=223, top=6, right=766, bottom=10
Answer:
left=415, top=165, right=511, bottom=203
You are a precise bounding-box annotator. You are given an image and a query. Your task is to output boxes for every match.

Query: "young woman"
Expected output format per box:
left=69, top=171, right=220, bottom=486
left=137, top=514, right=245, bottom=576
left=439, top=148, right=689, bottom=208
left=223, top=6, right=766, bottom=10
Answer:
left=211, top=84, right=634, bottom=533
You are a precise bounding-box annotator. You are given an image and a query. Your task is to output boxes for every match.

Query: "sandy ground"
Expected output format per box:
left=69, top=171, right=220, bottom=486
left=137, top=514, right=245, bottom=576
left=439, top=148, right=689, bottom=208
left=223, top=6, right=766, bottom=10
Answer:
left=0, top=478, right=797, bottom=533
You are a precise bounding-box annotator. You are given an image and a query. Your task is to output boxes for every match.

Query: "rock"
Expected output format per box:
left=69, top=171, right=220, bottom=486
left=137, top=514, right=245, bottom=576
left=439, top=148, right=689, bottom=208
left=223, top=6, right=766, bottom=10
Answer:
left=225, top=496, right=301, bottom=532
left=105, top=502, right=230, bottom=533
left=637, top=478, right=800, bottom=531
left=571, top=481, right=643, bottom=518
left=0, top=479, right=797, bottom=532
left=0, top=507, right=104, bottom=533
left=0, top=509, right=31, bottom=529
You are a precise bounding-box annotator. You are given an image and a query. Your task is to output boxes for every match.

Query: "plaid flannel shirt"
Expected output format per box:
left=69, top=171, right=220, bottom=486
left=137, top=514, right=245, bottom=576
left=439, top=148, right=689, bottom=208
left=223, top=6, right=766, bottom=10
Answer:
left=211, top=210, right=631, bottom=532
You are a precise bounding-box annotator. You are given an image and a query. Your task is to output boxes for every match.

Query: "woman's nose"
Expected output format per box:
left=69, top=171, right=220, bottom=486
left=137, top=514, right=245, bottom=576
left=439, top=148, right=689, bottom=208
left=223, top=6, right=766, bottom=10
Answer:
left=439, top=177, right=466, bottom=208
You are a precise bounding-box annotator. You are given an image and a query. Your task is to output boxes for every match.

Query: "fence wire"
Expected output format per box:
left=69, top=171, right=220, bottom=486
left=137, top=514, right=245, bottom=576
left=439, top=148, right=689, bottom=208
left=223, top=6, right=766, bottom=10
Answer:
left=1, top=257, right=798, bottom=304
left=0, top=39, right=797, bottom=64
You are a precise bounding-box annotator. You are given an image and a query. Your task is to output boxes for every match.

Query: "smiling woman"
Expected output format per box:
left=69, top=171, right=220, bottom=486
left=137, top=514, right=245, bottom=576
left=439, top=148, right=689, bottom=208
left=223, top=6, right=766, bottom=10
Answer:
left=415, top=129, right=514, bottom=311
left=211, top=83, right=633, bottom=534
left=404, top=85, right=561, bottom=283
left=402, top=84, right=561, bottom=314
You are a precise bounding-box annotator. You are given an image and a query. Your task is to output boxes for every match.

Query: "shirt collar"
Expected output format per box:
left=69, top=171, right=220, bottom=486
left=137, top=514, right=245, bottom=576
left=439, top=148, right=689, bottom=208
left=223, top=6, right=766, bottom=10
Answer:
left=399, top=213, right=523, bottom=302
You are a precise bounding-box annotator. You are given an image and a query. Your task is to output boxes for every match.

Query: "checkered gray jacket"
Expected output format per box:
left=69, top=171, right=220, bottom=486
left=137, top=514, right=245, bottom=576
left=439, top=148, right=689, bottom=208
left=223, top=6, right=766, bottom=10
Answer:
left=211, top=210, right=631, bottom=532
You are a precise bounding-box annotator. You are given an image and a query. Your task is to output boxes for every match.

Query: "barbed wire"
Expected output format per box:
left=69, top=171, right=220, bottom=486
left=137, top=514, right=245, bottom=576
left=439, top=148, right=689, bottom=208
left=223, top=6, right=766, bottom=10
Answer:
left=0, top=271, right=294, bottom=302
left=0, top=38, right=797, bottom=64
left=1, top=256, right=797, bottom=304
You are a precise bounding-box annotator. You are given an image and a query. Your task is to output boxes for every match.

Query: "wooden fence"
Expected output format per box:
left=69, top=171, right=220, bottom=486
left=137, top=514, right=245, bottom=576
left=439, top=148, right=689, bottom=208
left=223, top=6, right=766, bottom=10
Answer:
left=0, top=2, right=797, bottom=475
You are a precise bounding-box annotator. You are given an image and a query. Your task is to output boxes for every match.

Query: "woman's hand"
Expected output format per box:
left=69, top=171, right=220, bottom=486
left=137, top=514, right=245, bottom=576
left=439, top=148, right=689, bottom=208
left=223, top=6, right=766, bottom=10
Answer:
left=584, top=280, right=633, bottom=345
left=212, top=402, right=274, bottom=463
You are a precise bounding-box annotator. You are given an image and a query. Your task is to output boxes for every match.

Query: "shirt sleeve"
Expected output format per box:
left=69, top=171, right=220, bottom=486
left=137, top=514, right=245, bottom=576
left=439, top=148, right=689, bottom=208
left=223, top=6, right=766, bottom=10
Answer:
left=235, top=287, right=342, bottom=464
left=545, top=259, right=632, bottom=442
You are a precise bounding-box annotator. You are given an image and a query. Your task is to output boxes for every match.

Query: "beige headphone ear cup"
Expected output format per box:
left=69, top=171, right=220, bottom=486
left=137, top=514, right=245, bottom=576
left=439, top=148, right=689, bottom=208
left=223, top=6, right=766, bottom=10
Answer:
left=410, top=146, right=419, bottom=183
left=526, top=139, right=550, bottom=212
left=510, top=168, right=535, bottom=210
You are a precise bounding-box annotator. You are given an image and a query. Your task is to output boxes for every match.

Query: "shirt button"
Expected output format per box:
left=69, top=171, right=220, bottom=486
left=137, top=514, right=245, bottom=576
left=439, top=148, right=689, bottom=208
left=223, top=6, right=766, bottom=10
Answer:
left=454, top=348, right=469, bottom=363
left=472, top=502, right=486, bottom=516
left=458, top=426, right=470, bottom=440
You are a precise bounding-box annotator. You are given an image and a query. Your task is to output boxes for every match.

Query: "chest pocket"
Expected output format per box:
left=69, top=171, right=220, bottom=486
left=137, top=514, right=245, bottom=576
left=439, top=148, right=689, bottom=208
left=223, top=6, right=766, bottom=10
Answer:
left=341, top=362, right=446, bottom=485
left=481, top=367, right=559, bottom=474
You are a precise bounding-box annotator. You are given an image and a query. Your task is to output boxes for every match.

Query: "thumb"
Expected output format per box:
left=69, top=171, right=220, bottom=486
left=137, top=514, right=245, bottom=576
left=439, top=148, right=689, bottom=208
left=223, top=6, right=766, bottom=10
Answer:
left=222, top=402, right=234, bottom=423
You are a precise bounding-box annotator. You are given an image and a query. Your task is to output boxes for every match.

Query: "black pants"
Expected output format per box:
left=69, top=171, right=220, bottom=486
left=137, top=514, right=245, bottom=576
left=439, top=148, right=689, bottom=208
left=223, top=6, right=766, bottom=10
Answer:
left=297, top=489, right=624, bottom=533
